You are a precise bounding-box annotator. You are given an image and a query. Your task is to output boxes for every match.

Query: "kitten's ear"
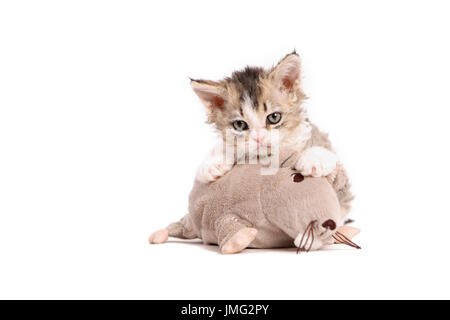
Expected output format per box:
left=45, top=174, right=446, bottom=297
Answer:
left=190, top=79, right=226, bottom=110
left=269, top=52, right=302, bottom=92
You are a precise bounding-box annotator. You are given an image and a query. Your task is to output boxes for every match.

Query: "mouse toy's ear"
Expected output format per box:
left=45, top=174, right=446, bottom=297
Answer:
left=279, top=149, right=302, bottom=168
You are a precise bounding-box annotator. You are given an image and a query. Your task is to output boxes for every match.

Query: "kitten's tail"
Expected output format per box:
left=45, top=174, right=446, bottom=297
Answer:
left=148, top=214, right=197, bottom=244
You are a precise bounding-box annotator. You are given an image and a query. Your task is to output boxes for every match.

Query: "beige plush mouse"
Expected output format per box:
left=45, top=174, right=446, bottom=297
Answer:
left=149, top=150, right=359, bottom=254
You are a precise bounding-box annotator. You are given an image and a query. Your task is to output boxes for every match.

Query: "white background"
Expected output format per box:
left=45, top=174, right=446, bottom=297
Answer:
left=1, top=0, right=450, bottom=299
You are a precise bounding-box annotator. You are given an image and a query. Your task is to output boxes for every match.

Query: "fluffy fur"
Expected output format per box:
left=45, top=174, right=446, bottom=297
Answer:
left=191, top=52, right=309, bottom=150
left=149, top=53, right=356, bottom=253
left=191, top=52, right=339, bottom=183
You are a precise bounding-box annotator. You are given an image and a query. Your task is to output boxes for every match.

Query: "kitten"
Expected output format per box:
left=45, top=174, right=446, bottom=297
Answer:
left=191, top=52, right=338, bottom=183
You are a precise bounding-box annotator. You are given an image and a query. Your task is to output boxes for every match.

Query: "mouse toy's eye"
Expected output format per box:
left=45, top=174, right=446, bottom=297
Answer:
left=292, top=173, right=304, bottom=183
left=232, top=120, right=249, bottom=131
left=267, top=112, right=282, bottom=125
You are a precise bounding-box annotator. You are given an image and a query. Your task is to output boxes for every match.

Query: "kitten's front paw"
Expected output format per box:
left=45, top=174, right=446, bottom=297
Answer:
left=196, top=161, right=232, bottom=183
left=295, top=147, right=338, bottom=177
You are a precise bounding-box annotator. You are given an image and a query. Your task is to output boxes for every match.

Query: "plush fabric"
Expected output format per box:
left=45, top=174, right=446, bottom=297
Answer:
left=152, top=149, right=357, bottom=252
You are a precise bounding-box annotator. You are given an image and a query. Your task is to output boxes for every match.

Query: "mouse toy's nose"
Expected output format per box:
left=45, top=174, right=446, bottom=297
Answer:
left=322, top=219, right=336, bottom=230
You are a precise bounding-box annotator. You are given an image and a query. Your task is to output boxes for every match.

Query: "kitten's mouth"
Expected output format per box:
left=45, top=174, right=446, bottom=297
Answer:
left=255, top=143, right=271, bottom=151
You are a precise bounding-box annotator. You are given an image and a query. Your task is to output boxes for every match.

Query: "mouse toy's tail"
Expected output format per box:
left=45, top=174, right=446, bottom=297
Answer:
left=148, top=214, right=197, bottom=244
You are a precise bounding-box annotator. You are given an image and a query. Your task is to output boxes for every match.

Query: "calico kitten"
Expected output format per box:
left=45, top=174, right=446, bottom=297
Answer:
left=191, top=52, right=338, bottom=183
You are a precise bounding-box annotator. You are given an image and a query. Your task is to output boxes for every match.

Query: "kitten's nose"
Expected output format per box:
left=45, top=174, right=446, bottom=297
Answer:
left=322, top=219, right=336, bottom=230
left=251, top=130, right=266, bottom=144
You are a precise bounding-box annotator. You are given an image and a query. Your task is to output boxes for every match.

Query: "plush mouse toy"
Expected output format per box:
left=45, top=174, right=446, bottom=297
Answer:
left=149, top=150, right=360, bottom=254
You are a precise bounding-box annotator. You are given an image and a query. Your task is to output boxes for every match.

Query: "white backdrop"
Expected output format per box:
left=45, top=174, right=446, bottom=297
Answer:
left=1, top=0, right=450, bottom=299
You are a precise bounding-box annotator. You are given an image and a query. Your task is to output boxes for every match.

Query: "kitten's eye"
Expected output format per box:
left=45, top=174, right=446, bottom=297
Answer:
left=232, top=120, right=249, bottom=131
left=267, top=112, right=282, bottom=125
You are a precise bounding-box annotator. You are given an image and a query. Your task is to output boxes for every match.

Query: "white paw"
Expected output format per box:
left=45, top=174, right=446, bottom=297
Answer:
left=196, top=161, right=232, bottom=183
left=295, top=146, right=338, bottom=178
